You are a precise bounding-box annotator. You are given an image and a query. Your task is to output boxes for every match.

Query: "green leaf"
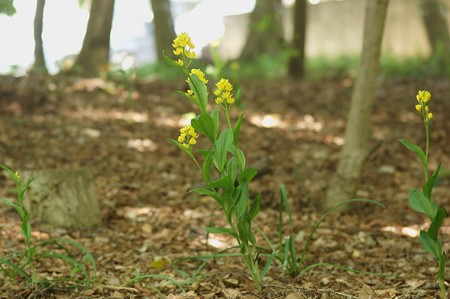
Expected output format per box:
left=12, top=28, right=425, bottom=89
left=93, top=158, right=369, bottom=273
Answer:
left=1, top=164, right=19, bottom=183
left=238, top=167, right=257, bottom=184
left=202, top=151, right=213, bottom=183
left=189, top=187, right=222, bottom=206
left=167, top=139, right=195, bottom=161
left=235, top=182, right=250, bottom=219
left=279, top=184, right=293, bottom=229
left=233, top=113, right=244, bottom=146
left=191, top=114, right=216, bottom=144
left=227, top=156, right=238, bottom=182
left=163, top=53, right=188, bottom=76
left=439, top=252, right=446, bottom=280
left=248, top=193, right=262, bottom=221
left=210, top=108, right=220, bottom=142
left=188, top=74, right=208, bottom=114
left=22, top=177, right=35, bottom=193
left=419, top=230, right=441, bottom=260
left=408, top=188, right=437, bottom=219
left=423, top=162, right=442, bottom=200
left=428, top=206, right=446, bottom=241
left=175, top=90, right=200, bottom=108
left=399, top=139, right=427, bottom=168
left=214, top=128, right=233, bottom=172
left=0, top=0, right=16, bottom=16
left=237, top=220, right=250, bottom=245
left=261, top=250, right=277, bottom=280
left=230, top=145, right=246, bottom=172
left=1, top=198, right=17, bottom=209
left=205, top=227, right=236, bottom=237
left=208, top=176, right=235, bottom=195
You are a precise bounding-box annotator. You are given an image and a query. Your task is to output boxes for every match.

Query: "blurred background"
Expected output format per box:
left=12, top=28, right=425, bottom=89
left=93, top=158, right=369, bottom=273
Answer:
left=1, top=0, right=449, bottom=79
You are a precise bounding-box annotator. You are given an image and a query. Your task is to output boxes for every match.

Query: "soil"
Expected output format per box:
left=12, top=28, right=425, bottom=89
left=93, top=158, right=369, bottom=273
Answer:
left=0, top=74, right=449, bottom=298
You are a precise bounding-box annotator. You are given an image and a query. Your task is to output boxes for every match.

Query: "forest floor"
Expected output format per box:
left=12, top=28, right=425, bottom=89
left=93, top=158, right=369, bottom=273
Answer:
left=0, top=74, right=449, bottom=299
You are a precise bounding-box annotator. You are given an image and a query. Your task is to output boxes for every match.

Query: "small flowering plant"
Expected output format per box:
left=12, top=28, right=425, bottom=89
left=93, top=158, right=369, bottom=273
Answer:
left=0, top=164, right=96, bottom=288
left=399, top=90, right=447, bottom=298
left=165, top=33, right=270, bottom=290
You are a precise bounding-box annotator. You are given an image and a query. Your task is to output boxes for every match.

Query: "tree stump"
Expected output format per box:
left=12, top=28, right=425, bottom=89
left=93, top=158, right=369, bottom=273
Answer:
left=22, top=168, right=100, bottom=228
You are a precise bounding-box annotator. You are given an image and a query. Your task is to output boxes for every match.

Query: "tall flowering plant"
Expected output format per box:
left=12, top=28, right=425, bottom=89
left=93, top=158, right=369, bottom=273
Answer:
left=399, top=90, right=447, bottom=298
left=165, top=33, right=270, bottom=290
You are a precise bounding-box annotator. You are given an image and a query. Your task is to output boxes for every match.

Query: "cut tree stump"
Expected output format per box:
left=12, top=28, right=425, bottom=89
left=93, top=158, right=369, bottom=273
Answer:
left=22, top=168, right=100, bottom=228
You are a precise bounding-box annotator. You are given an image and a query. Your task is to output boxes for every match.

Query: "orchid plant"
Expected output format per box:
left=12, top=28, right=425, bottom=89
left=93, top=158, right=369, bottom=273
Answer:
left=399, top=90, right=447, bottom=299
left=165, top=33, right=272, bottom=290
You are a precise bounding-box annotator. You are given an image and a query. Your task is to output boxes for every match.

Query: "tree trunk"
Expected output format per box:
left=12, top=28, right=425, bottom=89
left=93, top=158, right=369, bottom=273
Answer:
left=74, top=0, right=115, bottom=77
left=150, top=0, right=176, bottom=62
left=32, top=0, right=48, bottom=74
left=239, top=0, right=284, bottom=61
left=288, top=0, right=307, bottom=79
left=420, top=0, right=450, bottom=73
left=324, top=0, right=389, bottom=211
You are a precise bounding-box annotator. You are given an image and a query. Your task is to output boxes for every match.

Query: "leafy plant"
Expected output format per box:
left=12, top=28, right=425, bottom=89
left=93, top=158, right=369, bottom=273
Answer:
left=399, top=90, right=447, bottom=299
left=0, top=164, right=96, bottom=288
left=164, top=32, right=270, bottom=290
left=254, top=184, right=384, bottom=278
left=165, top=33, right=386, bottom=291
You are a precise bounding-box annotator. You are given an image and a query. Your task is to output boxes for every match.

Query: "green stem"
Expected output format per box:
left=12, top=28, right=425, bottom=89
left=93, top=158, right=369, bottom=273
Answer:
left=193, top=157, right=202, bottom=172
left=439, top=277, right=447, bottom=299
left=225, top=108, right=233, bottom=131
left=423, top=123, right=430, bottom=182
left=242, top=244, right=261, bottom=290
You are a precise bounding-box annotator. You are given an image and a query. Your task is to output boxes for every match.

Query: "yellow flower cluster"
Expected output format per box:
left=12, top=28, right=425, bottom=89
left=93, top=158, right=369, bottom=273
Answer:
left=172, top=32, right=195, bottom=66
left=178, top=125, right=199, bottom=149
left=189, top=69, right=208, bottom=85
left=185, top=69, right=208, bottom=97
left=415, top=90, right=433, bottom=121
left=214, top=78, right=235, bottom=105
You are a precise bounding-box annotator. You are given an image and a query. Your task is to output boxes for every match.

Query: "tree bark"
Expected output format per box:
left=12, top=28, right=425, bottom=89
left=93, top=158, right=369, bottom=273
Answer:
left=239, top=0, right=284, bottom=61
left=324, top=0, right=389, bottom=211
left=420, top=0, right=450, bottom=73
left=150, top=0, right=176, bottom=62
left=74, top=0, right=115, bottom=77
left=32, top=0, right=48, bottom=74
left=288, top=0, right=307, bottom=79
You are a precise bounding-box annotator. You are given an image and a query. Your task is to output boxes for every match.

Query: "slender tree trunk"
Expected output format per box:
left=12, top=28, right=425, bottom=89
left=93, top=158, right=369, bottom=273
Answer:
left=324, top=0, right=389, bottom=211
left=239, top=0, right=284, bottom=61
left=420, top=0, right=450, bottom=73
left=32, top=0, right=47, bottom=74
left=74, top=0, right=115, bottom=77
left=150, top=0, right=176, bottom=62
left=288, top=0, right=307, bottom=79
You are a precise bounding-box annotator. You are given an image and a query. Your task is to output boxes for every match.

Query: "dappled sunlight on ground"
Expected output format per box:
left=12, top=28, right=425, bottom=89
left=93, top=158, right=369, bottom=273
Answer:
left=1, top=76, right=449, bottom=297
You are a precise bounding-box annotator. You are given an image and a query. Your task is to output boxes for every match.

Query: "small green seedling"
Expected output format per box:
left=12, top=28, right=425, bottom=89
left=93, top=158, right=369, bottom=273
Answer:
left=399, top=90, right=447, bottom=299
left=0, top=164, right=96, bottom=289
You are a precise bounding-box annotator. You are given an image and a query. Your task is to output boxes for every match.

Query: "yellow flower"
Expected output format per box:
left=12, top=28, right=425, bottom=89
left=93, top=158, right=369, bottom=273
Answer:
left=172, top=32, right=196, bottom=63
left=177, top=59, right=184, bottom=66
left=416, top=90, right=431, bottom=104
left=188, top=69, right=208, bottom=84
left=186, top=89, right=194, bottom=97
left=14, top=171, right=20, bottom=179
left=178, top=125, right=199, bottom=150
left=415, top=104, right=421, bottom=112
left=214, top=78, right=234, bottom=106
left=428, top=113, right=433, bottom=120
